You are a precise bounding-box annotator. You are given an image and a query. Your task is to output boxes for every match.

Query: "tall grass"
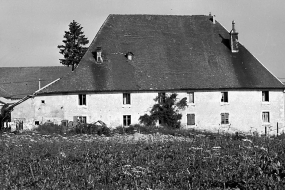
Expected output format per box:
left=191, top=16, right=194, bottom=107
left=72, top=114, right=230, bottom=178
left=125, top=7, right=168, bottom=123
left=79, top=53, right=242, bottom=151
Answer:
left=1, top=131, right=285, bottom=189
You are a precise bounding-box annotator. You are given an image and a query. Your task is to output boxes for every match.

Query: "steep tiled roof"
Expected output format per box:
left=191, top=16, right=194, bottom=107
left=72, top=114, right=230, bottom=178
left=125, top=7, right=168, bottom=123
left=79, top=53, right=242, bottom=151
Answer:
left=0, top=66, right=72, bottom=99
left=39, top=14, right=284, bottom=94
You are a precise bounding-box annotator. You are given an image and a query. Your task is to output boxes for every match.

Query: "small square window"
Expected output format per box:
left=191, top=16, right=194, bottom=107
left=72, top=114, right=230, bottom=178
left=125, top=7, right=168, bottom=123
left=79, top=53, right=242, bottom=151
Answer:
left=123, top=93, right=131, bottom=105
left=187, top=114, right=195, bottom=125
left=35, top=121, right=39, bottom=125
left=188, top=92, right=194, bottom=103
left=123, top=115, right=131, bottom=126
left=262, top=112, right=270, bottom=123
left=262, top=91, right=269, bottom=102
left=79, top=94, right=86, bottom=105
left=41, top=100, right=45, bottom=104
left=221, top=113, right=229, bottom=124
left=221, top=92, right=228, bottom=103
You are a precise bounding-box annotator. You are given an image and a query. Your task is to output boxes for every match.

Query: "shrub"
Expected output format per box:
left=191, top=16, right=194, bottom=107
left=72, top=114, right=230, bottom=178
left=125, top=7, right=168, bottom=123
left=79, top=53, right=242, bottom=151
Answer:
left=36, top=123, right=64, bottom=135
left=113, top=125, right=135, bottom=135
left=70, top=123, right=111, bottom=136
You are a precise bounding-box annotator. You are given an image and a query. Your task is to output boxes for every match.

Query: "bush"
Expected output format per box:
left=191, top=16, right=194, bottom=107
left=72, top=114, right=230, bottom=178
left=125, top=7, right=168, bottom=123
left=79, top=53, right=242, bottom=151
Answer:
left=36, top=122, right=111, bottom=136
left=36, top=123, right=65, bottom=135
left=70, top=123, right=111, bottom=136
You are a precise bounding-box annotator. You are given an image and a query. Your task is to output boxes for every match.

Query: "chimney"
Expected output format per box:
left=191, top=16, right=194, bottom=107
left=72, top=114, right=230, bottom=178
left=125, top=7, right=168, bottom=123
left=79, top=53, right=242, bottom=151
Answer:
left=39, top=78, right=41, bottom=89
left=230, top=20, right=239, bottom=53
left=232, top=20, right=236, bottom=33
left=209, top=12, right=215, bottom=24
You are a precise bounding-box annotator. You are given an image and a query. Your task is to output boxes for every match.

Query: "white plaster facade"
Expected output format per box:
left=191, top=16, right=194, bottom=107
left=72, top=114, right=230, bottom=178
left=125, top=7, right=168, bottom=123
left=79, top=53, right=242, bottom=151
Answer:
left=11, top=90, right=284, bottom=134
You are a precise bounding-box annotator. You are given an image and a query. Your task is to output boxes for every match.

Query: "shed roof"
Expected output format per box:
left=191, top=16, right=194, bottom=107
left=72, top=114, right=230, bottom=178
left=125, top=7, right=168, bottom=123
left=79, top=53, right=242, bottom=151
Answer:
left=39, top=14, right=284, bottom=94
left=0, top=66, right=72, bottom=99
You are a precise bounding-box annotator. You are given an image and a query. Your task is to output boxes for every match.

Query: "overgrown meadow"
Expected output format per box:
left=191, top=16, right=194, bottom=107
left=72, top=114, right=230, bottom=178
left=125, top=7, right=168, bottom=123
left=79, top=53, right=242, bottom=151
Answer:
left=1, top=126, right=285, bottom=189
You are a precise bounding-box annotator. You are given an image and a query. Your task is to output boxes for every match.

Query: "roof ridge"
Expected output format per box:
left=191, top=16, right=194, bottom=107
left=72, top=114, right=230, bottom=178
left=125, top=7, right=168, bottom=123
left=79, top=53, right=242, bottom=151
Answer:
left=0, top=66, right=68, bottom=69
left=109, top=14, right=209, bottom=16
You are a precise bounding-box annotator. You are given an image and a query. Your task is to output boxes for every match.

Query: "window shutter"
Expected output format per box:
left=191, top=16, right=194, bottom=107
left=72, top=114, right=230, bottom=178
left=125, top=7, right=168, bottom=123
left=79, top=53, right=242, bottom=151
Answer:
left=187, top=114, right=195, bottom=125
left=191, top=114, right=195, bottom=125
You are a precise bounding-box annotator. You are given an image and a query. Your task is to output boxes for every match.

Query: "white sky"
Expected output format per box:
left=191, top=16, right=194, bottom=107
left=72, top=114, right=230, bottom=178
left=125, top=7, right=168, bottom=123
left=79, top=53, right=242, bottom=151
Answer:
left=1, top=0, right=285, bottom=80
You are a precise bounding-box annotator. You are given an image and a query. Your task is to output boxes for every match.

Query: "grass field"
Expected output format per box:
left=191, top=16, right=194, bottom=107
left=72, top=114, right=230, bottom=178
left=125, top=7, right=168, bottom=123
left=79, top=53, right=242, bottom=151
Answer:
left=1, top=129, right=285, bottom=189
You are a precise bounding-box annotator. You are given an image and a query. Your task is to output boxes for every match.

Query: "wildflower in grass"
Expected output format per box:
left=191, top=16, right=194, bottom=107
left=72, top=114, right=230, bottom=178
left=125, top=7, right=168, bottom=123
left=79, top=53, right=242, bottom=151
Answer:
left=60, top=151, right=67, bottom=158
left=242, top=139, right=252, bottom=143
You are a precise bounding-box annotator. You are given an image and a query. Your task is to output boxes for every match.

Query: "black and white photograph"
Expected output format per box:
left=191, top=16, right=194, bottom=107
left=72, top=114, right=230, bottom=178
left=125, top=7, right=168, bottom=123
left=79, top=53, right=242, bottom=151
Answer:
left=1, top=0, right=285, bottom=189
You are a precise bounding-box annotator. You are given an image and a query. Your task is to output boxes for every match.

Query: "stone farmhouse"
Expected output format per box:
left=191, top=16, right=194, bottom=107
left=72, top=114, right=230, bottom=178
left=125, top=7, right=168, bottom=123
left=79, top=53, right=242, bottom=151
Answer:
left=6, top=14, right=285, bottom=134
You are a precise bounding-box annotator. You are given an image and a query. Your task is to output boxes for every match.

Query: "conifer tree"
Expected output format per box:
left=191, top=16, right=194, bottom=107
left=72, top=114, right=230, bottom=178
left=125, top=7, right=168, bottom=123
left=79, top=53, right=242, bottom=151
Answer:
left=58, top=20, right=89, bottom=70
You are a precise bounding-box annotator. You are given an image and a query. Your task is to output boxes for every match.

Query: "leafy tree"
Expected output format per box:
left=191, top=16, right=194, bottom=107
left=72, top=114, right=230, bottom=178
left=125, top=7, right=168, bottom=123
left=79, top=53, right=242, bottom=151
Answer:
left=139, top=93, right=187, bottom=128
left=58, top=20, right=89, bottom=70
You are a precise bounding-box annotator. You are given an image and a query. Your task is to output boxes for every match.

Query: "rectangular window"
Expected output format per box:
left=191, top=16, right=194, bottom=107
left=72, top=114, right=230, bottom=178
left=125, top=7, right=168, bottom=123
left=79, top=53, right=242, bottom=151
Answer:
left=221, top=92, right=228, bottom=103
left=187, top=114, right=195, bottom=125
left=79, top=94, right=86, bottom=105
left=123, top=115, right=131, bottom=126
left=221, top=113, right=229, bottom=124
left=158, top=92, right=166, bottom=104
left=262, top=112, right=270, bottom=123
left=123, top=93, right=131, bottom=105
left=262, top=91, right=269, bottom=102
left=188, top=92, right=194, bottom=103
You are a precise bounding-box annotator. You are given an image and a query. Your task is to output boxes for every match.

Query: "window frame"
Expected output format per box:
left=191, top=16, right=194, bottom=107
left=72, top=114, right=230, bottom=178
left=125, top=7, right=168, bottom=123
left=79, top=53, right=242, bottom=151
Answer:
left=123, top=115, right=131, bottom=126
left=262, top=112, right=270, bottom=123
left=187, top=113, right=195, bottom=125
left=221, top=92, right=228, bottom=103
left=187, top=92, right=194, bottom=104
left=262, top=91, right=269, bottom=102
left=123, top=93, right=131, bottom=105
left=158, top=92, right=166, bottom=104
left=221, top=113, right=229, bottom=124
left=78, top=94, right=86, bottom=106
left=74, top=116, right=87, bottom=124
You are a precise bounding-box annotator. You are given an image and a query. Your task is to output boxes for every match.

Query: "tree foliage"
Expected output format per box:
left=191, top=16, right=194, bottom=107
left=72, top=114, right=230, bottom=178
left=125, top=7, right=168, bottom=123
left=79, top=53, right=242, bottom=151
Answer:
left=139, top=93, right=187, bottom=128
left=58, top=20, right=89, bottom=70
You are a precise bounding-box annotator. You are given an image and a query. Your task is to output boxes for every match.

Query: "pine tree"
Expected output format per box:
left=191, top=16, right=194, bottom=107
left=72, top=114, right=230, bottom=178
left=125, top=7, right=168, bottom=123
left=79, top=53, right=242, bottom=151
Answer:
left=58, top=20, right=89, bottom=70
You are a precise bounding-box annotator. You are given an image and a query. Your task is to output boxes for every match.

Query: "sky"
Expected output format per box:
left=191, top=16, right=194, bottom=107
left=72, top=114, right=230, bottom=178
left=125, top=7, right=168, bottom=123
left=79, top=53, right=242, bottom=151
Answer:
left=1, top=0, right=285, bottom=81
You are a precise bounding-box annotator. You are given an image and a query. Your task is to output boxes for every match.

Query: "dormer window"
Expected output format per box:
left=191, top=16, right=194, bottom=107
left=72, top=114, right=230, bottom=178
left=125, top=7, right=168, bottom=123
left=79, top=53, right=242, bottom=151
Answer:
left=93, top=47, right=103, bottom=63
left=125, top=52, right=134, bottom=61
